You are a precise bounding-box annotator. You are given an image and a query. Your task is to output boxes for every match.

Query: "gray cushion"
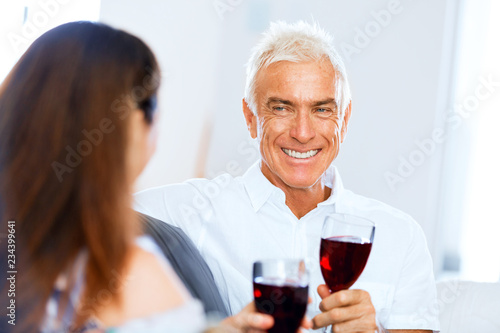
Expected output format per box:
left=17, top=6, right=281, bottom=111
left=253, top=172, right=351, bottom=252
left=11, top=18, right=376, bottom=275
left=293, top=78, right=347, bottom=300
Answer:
left=139, top=213, right=229, bottom=318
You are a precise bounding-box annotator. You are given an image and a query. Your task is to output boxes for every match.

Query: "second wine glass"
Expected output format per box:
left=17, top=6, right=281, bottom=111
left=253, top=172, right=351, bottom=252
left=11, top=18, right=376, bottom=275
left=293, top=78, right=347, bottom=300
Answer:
left=319, top=214, right=375, bottom=293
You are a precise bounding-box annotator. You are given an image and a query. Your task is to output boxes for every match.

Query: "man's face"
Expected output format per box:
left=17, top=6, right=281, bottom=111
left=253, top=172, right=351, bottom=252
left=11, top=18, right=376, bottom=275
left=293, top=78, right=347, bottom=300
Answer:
left=243, top=60, right=350, bottom=191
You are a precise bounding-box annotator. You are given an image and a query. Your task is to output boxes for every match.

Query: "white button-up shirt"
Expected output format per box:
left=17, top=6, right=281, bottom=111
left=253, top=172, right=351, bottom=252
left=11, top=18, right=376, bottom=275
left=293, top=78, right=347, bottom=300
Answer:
left=134, top=162, right=440, bottom=331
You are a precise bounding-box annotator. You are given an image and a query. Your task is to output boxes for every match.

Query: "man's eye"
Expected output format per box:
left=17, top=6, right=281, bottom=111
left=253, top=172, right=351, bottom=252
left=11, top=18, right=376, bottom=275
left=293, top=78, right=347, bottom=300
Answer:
left=274, top=106, right=286, bottom=111
left=316, top=108, right=333, bottom=114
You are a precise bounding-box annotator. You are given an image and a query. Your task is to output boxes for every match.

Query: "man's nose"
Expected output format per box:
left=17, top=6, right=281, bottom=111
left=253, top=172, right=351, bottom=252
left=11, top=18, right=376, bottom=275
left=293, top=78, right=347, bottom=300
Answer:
left=290, top=112, right=316, bottom=143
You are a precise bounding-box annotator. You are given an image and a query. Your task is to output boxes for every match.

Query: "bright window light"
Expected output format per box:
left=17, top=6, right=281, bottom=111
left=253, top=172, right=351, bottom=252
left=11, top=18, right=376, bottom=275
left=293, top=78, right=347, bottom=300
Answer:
left=0, top=0, right=101, bottom=83
left=460, top=0, right=500, bottom=282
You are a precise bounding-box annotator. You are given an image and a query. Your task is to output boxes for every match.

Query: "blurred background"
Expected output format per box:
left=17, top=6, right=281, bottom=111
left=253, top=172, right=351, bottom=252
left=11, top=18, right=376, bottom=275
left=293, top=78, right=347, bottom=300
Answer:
left=1, top=0, right=499, bottom=283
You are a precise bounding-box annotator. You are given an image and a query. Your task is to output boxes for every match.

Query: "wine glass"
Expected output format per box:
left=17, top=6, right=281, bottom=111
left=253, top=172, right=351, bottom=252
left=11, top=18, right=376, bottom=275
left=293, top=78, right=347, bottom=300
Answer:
left=319, top=214, right=375, bottom=293
left=253, top=259, right=309, bottom=333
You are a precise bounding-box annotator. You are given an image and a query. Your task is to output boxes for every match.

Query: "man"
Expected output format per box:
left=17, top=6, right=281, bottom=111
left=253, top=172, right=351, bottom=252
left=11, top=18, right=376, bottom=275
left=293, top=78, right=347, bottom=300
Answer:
left=135, top=21, right=439, bottom=332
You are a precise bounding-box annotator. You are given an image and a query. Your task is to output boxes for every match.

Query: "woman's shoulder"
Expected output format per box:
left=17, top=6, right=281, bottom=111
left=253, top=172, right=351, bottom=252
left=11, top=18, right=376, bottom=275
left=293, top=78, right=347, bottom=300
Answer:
left=96, top=237, right=192, bottom=327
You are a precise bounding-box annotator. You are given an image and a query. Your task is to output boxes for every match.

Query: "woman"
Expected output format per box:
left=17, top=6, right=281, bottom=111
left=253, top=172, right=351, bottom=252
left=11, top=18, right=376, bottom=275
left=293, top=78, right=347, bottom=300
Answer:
left=0, top=21, right=206, bottom=332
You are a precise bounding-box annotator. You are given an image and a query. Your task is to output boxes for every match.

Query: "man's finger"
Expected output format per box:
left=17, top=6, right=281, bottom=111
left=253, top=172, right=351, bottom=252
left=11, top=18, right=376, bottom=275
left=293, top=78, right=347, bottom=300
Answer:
left=312, top=301, right=374, bottom=329
left=247, top=313, right=274, bottom=329
left=317, top=287, right=370, bottom=311
left=223, top=302, right=274, bottom=330
left=317, top=284, right=332, bottom=300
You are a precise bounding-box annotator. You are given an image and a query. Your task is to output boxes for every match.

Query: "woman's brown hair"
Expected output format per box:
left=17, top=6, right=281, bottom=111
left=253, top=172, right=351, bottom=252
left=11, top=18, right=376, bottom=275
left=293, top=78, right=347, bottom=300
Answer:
left=0, top=21, right=160, bottom=331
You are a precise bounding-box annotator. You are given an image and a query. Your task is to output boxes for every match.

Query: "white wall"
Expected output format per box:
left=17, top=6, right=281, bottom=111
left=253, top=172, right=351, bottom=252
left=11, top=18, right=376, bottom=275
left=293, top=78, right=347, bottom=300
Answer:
left=100, top=0, right=224, bottom=189
left=100, top=0, right=459, bottom=273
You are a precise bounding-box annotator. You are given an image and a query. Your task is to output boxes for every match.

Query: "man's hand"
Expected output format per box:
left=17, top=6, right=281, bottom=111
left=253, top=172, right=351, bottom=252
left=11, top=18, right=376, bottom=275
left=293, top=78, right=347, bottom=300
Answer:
left=312, top=284, right=378, bottom=332
left=219, top=302, right=273, bottom=332
left=219, top=301, right=312, bottom=333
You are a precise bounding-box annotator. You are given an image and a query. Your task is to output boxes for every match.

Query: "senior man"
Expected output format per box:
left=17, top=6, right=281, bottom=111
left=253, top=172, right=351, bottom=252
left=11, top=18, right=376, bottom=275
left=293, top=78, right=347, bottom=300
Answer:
left=135, top=21, right=439, bottom=332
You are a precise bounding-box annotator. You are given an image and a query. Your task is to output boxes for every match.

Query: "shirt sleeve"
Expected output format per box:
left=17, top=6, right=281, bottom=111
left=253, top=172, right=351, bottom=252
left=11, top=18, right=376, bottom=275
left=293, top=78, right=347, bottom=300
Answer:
left=133, top=183, right=212, bottom=248
left=385, top=220, right=440, bottom=331
left=134, top=186, right=174, bottom=224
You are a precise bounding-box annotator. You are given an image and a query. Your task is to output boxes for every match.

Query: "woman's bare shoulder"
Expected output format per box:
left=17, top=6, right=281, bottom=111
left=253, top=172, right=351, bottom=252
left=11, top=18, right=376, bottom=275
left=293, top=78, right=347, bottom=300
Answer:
left=95, top=245, right=188, bottom=327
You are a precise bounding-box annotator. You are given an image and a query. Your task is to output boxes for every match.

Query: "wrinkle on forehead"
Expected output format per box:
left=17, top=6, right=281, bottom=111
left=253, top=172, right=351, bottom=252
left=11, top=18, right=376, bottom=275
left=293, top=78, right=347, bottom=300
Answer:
left=255, top=59, right=340, bottom=108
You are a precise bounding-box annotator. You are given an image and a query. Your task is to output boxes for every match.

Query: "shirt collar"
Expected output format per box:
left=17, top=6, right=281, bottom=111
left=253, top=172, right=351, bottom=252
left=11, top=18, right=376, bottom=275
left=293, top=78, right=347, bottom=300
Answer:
left=242, top=161, right=277, bottom=212
left=242, top=160, right=345, bottom=212
left=317, top=163, right=345, bottom=207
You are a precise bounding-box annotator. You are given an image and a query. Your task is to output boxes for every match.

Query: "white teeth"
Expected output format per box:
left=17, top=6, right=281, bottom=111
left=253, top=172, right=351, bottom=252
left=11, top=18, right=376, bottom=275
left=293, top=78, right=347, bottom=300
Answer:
left=283, top=149, right=319, bottom=159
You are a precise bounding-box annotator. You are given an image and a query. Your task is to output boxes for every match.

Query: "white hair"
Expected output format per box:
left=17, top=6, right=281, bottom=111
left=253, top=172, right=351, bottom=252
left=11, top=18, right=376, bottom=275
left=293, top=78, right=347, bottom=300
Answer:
left=244, top=20, right=351, bottom=115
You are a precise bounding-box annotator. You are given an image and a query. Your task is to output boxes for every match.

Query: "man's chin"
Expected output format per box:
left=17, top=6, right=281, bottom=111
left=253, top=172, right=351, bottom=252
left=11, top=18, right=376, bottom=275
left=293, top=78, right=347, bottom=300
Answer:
left=282, top=177, right=321, bottom=190
left=260, top=162, right=324, bottom=190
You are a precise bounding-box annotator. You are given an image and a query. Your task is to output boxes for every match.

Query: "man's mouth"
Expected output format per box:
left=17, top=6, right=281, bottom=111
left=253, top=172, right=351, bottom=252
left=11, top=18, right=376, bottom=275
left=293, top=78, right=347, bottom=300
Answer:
left=282, top=148, right=320, bottom=159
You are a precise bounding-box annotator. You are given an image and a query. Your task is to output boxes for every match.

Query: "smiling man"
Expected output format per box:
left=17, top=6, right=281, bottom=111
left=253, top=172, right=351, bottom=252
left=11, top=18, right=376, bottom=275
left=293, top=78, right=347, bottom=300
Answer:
left=244, top=58, right=348, bottom=220
left=135, top=21, right=439, bottom=332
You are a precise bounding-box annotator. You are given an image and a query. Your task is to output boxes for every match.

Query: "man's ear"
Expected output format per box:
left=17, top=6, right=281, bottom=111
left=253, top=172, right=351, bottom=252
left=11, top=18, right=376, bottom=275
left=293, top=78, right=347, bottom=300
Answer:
left=340, top=101, right=352, bottom=143
left=242, top=98, right=257, bottom=139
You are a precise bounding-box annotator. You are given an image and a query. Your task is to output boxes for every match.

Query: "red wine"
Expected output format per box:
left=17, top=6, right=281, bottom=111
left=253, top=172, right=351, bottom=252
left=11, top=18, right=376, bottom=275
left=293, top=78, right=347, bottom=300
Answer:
left=320, top=236, right=372, bottom=292
left=253, top=278, right=308, bottom=333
